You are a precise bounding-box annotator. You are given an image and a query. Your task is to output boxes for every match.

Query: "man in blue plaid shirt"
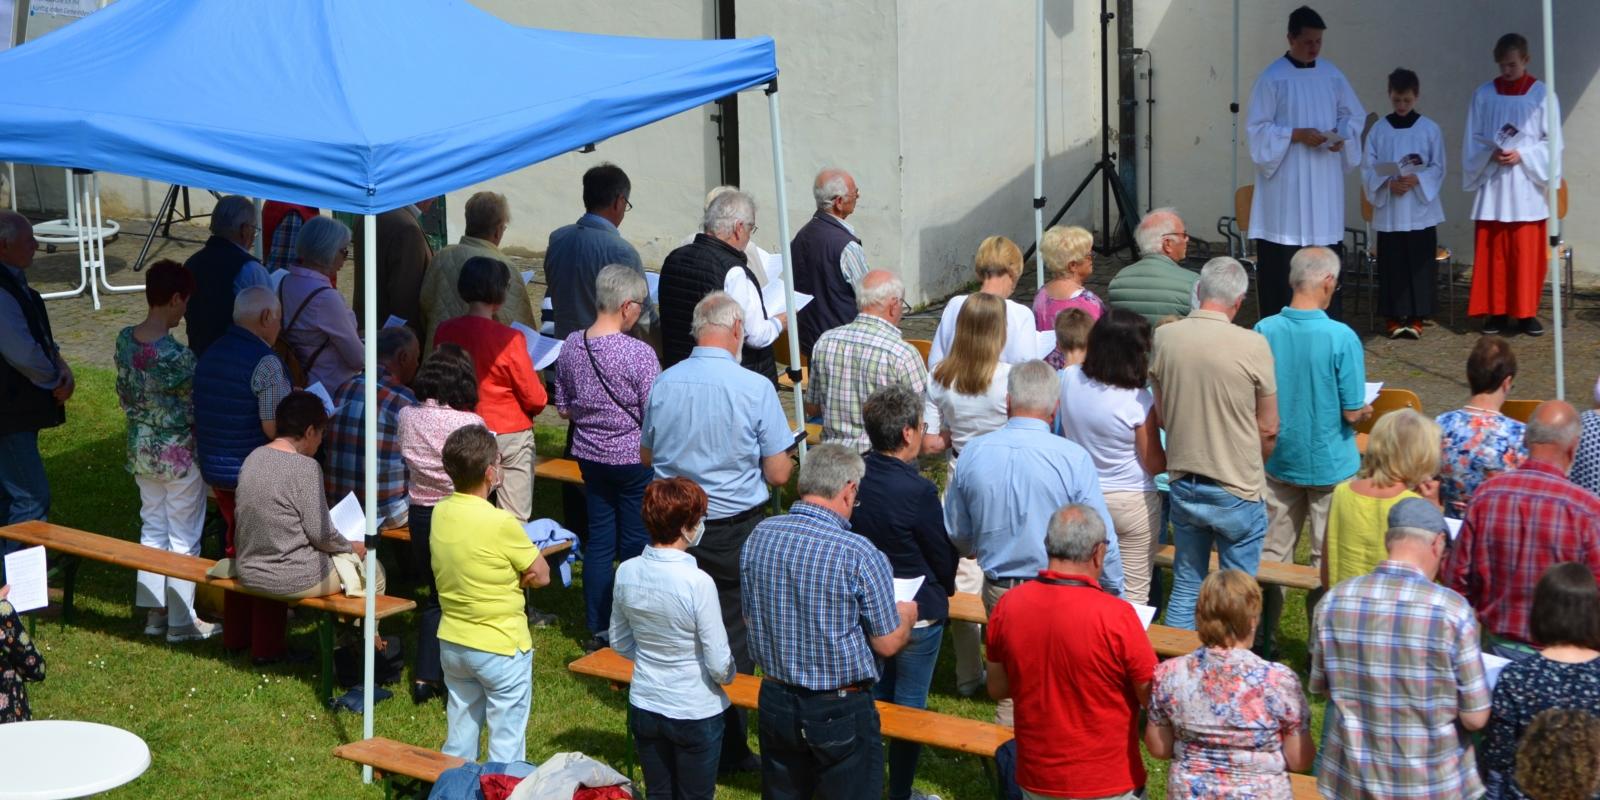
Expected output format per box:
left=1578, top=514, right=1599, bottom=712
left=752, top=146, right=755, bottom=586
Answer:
left=322, top=327, right=419, bottom=528
left=742, top=443, right=916, bottom=799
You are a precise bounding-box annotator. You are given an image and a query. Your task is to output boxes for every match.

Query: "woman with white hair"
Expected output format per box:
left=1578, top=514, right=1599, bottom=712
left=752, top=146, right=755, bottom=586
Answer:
left=1032, top=225, right=1102, bottom=329
left=278, top=215, right=363, bottom=389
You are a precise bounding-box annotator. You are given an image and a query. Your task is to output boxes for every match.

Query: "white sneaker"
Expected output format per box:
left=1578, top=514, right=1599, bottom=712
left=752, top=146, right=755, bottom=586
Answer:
left=143, top=609, right=168, bottom=637
left=167, top=619, right=222, bottom=643
left=911, top=793, right=944, bottom=800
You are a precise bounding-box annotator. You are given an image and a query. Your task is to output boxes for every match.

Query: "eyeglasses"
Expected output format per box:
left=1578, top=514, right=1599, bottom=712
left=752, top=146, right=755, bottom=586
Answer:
left=1164, top=231, right=1190, bottom=242
left=625, top=198, right=634, bottom=212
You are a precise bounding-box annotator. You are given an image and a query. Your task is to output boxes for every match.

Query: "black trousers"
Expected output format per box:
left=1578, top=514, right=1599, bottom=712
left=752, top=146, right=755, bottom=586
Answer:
left=757, top=682, right=884, bottom=800
left=407, top=504, right=442, bottom=684
left=1254, top=240, right=1346, bottom=322
left=688, top=506, right=765, bottom=766
left=1377, top=227, right=1439, bottom=320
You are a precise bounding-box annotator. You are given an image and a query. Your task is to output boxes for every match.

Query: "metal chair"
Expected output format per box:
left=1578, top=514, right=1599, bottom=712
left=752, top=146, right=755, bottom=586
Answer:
left=1215, top=185, right=1261, bottom=318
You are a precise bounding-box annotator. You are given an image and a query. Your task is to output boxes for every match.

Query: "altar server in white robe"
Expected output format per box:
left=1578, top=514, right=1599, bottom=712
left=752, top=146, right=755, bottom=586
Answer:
left=1463, top=32, right=1562, bottom=337
left=1246, top=5, right=1364, bottom=322
left=1362, top=68, right=1446, bottom=340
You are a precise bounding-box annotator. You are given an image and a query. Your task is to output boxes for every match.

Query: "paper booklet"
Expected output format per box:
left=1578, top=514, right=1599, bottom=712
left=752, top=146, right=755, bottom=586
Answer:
left=305, top=381, right=337, bottom=415
left=329, top=492, right=367, bottom=543
left=761, top=279, right=814, bottom=317
left=511, top=322, right=565, bottom=370
left=382, top=314, right=407, bottom=329
left=893, top=576, right=925, bottom=604
left=2, top=545, right=47, bottom=613
left=1374, top=153, right=1424, bottom=178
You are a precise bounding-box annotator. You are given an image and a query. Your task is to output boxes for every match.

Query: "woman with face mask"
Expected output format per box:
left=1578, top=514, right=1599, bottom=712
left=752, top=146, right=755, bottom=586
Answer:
left=610, top=477, right=735, bottom=800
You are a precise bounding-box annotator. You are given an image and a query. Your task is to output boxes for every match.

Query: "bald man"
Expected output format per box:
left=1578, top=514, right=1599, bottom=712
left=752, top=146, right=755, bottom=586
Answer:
left=792, top=168, right=868, bottom=357
left=1444, top=400, right=1600, bottom=659
left=808, top=269, right=927, bottom=453
left=0, top=211, right=69, bottom=536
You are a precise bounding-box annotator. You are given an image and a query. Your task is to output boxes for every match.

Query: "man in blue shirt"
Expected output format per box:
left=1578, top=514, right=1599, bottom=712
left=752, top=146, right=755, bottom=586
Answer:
left=544, top=163, right=656, bottom=338
left=1253, top=246, right=1370, bottom=656
left=743, top=442, right=916, bottom=799
left=641, top=291, right=794, bottom=773
left=944, top=359, right=1122, bottom=726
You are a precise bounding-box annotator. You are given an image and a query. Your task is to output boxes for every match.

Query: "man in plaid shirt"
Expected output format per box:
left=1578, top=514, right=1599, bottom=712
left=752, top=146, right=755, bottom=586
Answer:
left=1313, top=497, right=1491, bottom=798
left=322, top=327, right=419, bottom=528
left=807, top=270, right=929, bottom=453
left=1443, top=400, right=1600, bottom=657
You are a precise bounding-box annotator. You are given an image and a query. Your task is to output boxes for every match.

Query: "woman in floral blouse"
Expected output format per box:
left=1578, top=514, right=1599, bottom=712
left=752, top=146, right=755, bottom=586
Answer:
left=114, top=260, right=219, bottom=643
left=0, top=585, right=45, bottom=723
left=1436, top=336, right=1527, bottom=517
left=1145, top=569, right=1313, bottom=798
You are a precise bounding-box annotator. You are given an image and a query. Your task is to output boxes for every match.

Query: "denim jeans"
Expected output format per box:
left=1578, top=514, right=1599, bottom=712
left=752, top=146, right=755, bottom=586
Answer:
left=0, top=430, right=48, bottom=559
left=577, top=459, right=653, bottom=636
left=632, top=705, right=723, bottom=800
left=874, top=622, right=944, bottom=800
left=440, top=641, right=533, bottom=763
left=757, top=682, right=883, bottom=800
left=1164, top=476, right=1267, bottom=630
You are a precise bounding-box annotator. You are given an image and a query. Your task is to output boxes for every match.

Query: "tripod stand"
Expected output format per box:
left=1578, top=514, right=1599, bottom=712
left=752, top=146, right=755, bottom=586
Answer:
left=1025, top=0, right=1141, bottom=265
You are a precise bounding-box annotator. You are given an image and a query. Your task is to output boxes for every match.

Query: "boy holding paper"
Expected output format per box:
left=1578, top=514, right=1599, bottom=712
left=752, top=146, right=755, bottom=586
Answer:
left=1362, top=68, right=1446, bottom=339
left=1464, top=33, right=1562, bottom=337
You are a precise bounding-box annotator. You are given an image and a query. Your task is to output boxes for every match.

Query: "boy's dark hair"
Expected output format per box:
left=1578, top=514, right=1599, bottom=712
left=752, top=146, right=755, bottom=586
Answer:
left=1388, top=68, right=1420, bottom=96
left=1053, top=307, right=1095, bottom=355
left=1494, top=33, right=1529, bottom=61
left=1288, top=6, right=1325, bottom=37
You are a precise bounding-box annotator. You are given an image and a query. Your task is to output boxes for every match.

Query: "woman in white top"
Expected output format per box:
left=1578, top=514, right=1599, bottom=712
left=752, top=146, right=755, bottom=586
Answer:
left=610, top=477, right=734, bottom=800
left=924, top=292, right=1011, bottom=456
left=1058, top=308, right=1166, bottom=604
left=928, top=235, right=1040, bottom=368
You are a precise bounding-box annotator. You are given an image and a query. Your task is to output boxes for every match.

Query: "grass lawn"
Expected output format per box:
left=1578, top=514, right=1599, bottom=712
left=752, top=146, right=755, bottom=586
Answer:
left=20, top=365, right=1321, bottom=799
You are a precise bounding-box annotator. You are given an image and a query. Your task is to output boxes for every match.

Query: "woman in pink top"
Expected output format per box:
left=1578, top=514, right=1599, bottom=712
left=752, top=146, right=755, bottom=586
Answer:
left=396, top=344, right=484, bottom=703
left=1032, top=225, right=1104, bottom=330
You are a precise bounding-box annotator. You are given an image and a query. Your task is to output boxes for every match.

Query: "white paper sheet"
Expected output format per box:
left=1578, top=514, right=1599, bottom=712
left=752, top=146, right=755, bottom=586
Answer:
left=1037, top=330, right=1058, bottom=360
left=541, top=297, right=553, bottom=311
left=305, top=381, right=336, bottom=415
left=511, top=322, right=564, bottom=370
left=521, top=269, right=535, bottom=286
left=1482, top=653, right=1512, bottom=689
left=893, top=576, right=925, bottom=604
left=329, top=492, right=367, bottom=543
left=759, top=248, right=783, bottom=285
left=382, top=315, right=407, bottom=329
left=761, top=279, right=813, bottom=316
left=267, top=268, right=288, bottom=293
left=1444, top=517, right=1464, bottom=541
left=1126, top=600, right=1158, bottom=630
left=1321, top=130, right=1346, bottom=149
left=1364, top=382, right=1383, bottom=405
left=645, top=271, right=660, bottom=305
left=2, top=545, right=47, bottom=613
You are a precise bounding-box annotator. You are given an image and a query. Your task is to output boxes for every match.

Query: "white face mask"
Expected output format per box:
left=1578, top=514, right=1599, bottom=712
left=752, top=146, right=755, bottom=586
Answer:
left=685, top=519, right=706, bottom=548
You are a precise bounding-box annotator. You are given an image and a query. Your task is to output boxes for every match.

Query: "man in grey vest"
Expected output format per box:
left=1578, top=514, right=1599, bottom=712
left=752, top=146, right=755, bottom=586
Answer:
left=792, top=168, right=868, bottom=357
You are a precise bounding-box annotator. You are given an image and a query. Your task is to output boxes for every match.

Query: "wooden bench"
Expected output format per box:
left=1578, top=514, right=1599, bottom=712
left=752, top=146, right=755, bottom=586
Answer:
left=0, top=520, right=417, bottom=702
left=333, top=736, right=466, bottom=798
left=379, top=457, right=583, bottom=544
left=1152, top=545, right=1321, bottom=591
left=947, top=591, right=1202, bottom=658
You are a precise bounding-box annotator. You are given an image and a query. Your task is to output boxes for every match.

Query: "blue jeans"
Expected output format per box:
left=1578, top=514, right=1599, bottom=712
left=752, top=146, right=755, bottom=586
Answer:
left=632, top=705, right=723, bottom=800
left=0, top=430, right=48, bottom=555
left=578, top=459, right=653, bottom=636
left=874, top=622, right=944, bottom=800
left=440, top=641, right=533, bottom=763
left=1164, top=476, right=1267, bottom=630
left=757, top=681, right=883, bottom=800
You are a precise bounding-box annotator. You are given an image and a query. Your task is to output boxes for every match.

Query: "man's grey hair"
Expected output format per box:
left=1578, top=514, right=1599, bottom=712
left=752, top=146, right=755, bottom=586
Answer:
left=1195, top=257, right=1249, bottom=305
left=1526, top=407, right=1582, bottom=448
left=210, top=195, right=257, bottom=238
left=1045, top=504, right=1108, bottom=562
left=862, top=384, right=923, bottom=453
left=1289, top=246, right=1340, bottom=291
left=463, top=191, right=511, bottom=238
left=0, top=211, right=30, bottom=245
left=703, top=185, right=739, bottom=210
left=813, top=169, right=851, bottom=210
left=1007, top=360, right=1060, bottom=416
left=233, top=285, right=280, bottom=323
left=702, top=190, right=756, bottom=238
left=595, top=264, right=648, bottom=314
left=377, top=326, right=418, bottom=362
left=296, top=215, right=352, bottom=271
left=855, top=271, right=904, bottom=312
left=1385, top=524, right=1443, bottom=550
left=1133, top=208, right=1182, bottom=256
left=691, top=291, right=743, bottom=339
left=797, top=442, right=865, bottom=500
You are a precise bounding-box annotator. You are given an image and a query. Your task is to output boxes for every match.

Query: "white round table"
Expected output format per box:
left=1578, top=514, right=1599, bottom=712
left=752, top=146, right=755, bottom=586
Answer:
left=0, top=720, right=150, bottom=799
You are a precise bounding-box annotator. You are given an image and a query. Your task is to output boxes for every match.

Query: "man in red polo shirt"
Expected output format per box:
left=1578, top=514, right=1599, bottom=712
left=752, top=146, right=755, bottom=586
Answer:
left=986, top=503, right=1157, bottom=800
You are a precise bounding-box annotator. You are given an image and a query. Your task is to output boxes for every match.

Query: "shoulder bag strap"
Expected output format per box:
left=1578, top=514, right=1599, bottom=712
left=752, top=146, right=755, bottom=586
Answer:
left=584, top=332, right=642, bottom=428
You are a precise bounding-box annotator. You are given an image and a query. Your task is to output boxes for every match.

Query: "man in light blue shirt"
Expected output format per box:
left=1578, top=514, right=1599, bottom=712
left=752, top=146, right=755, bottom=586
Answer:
left=640, top=291, right=794, bottom=772
left=1252, top=246, right=1371, bottom=656
left=545, top=163, right=655, bottom=338
left=944, top=360, right=1122, bottom=726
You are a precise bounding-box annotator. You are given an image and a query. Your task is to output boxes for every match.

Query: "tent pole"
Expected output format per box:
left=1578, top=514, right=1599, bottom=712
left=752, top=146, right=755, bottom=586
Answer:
left=361, top=213, right=378, bottom=783
left=1542, top=0, right=1563, bottom=400
left=1033, top=0, right=1046, bottom=290
left=1230, top=0, right=1240, bottom=207
left=766, top=80, right=806, bottom=460
left=252, top=199, right=265, bottom=261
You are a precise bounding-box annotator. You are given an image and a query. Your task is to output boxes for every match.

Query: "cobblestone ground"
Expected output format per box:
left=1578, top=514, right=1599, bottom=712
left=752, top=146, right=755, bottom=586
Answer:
left=32, top=217, right=1600, bottom=415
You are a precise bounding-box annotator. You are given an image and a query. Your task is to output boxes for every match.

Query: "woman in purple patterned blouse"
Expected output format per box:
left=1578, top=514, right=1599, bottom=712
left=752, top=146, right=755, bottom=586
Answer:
left=553, top=265, right=660, bottom=653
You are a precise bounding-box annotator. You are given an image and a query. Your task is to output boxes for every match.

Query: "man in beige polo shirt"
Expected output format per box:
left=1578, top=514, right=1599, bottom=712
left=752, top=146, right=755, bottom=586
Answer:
left=1149, top=256, right=1279, bottom=630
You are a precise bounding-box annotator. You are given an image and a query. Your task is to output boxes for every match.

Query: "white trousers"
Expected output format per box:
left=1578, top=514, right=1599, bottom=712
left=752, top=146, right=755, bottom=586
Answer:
left=133, top=470, right=206, bottom=627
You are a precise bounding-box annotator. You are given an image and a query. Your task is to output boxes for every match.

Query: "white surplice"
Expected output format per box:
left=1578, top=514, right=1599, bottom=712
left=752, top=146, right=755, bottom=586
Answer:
left=1246, top=56, right=1365, bottom=245
left=1361, top=114, right=1447, bottom=233
left=927, top=293, right=1038, bottom=370
left=1463, top=79, right=1562, bottom=222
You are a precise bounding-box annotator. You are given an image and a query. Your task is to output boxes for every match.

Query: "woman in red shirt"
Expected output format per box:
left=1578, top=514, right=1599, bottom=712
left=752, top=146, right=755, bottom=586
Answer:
left=434, top=257, right=547, bottom=522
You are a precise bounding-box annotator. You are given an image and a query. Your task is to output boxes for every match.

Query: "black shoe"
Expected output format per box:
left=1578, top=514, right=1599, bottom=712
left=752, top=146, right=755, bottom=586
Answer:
left=583, top=634, right=609, bottom=654
left=526, top=607, right=559, bottom=628
left=252, top=649, right=314, bottom=666
left=411, top=681, right=444, bottom=705
left=1520, top=317, right=1545, bottom=337
left=1482, top=315, right=1508, bottom=334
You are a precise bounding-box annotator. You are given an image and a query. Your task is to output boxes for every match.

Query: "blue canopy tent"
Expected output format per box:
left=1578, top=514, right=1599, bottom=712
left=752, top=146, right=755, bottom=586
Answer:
left=0, top=0, right=804, bottom=779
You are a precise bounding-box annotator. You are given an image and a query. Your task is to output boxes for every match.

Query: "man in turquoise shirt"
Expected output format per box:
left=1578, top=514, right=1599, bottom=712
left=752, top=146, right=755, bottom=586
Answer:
left=1252, top=246, right=1371, bottom=656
